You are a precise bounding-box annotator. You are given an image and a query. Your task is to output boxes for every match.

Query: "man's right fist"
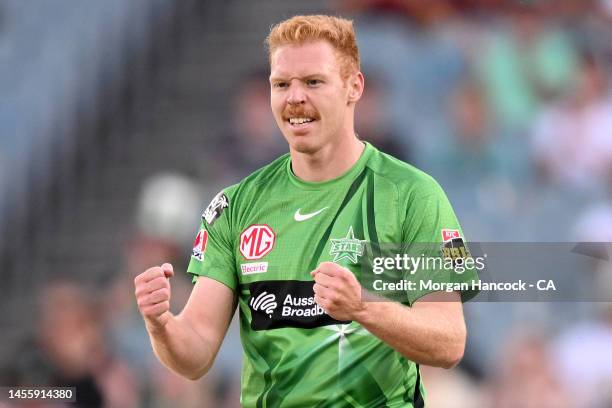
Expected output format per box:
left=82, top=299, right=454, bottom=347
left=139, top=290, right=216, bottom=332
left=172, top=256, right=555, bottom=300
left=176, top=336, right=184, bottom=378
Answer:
left=134, top=263, right=174, bottom=331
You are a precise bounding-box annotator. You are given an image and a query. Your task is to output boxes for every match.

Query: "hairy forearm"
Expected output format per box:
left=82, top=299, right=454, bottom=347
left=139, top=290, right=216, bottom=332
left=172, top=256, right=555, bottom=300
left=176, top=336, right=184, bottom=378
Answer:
left=353, top=299, right=466, bottom=368
left=146, top=312, right=215, bottom=380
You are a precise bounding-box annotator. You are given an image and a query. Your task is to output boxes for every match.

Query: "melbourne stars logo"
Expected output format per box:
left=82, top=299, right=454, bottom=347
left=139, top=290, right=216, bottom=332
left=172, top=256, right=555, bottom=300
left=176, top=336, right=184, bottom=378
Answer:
left=329, top=226, right=366, bottom=263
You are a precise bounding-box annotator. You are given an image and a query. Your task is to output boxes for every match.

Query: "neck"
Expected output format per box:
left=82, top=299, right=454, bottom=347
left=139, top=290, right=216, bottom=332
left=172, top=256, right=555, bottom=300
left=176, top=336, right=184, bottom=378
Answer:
left=290, top=135, right=365, bottom=182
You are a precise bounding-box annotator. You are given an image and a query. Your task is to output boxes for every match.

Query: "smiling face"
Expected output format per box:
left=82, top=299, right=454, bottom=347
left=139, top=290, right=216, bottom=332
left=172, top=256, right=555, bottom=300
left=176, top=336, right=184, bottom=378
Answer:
left=269, top=40, right=362, bottom=154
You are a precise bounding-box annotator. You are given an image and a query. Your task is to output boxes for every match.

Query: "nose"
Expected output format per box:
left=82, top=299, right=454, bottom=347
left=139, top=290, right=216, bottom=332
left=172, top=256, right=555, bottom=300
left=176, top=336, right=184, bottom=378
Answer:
left=286, top=81, right=306, bottom=105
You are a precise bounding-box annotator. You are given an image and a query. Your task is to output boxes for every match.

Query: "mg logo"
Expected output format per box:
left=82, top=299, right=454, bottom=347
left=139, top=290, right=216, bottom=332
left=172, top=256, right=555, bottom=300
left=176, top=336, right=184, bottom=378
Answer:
left=240, top=224, right=276, bottom=260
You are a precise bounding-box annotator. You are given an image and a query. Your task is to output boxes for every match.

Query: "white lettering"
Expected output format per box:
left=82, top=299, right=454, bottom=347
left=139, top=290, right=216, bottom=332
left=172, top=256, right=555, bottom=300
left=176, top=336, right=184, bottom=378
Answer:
left=537, top=280, right=556, bottom=291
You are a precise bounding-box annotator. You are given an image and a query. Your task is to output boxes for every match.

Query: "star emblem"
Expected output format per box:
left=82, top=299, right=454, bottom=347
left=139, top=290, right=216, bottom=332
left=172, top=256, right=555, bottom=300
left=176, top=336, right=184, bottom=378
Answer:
left=322, top=323, right=370, bottom=371
left=329, top=226, right=366, bottom=264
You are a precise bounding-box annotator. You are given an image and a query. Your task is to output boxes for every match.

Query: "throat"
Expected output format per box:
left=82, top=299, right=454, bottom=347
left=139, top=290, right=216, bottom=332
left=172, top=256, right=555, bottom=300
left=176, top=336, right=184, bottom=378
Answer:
left=290, top=138, right=365, bottom=182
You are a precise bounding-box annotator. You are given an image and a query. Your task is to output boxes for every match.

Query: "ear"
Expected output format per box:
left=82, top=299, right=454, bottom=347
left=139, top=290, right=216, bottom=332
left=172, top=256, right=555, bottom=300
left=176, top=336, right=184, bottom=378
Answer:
left=348, top=71, right=365, bottom=104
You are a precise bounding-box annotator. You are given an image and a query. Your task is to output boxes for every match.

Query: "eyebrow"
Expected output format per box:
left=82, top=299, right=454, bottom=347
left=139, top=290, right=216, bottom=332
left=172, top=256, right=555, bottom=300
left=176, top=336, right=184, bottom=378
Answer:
left=269, top=74, right=326, bottom=82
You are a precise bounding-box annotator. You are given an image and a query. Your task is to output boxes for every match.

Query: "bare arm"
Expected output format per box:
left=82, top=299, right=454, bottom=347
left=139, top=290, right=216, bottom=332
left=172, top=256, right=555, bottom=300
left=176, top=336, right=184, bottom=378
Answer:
left=134, top=264, right=236, bottom=380
left=354, top=291, right=466, bottom=368
left=313, top=262, right=466, bottom=368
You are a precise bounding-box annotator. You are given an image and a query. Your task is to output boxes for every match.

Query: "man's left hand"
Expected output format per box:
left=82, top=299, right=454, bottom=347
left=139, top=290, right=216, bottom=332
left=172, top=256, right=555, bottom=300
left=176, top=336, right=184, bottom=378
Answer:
left=311, top=262, right=365, bottom=321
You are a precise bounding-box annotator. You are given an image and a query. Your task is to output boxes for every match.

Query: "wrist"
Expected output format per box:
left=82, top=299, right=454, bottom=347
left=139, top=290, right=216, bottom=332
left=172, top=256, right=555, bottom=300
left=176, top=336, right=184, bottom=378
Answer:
left=352, top=295, right=374, bottom=325
left=353, top=290, right=389, bottom=325
left=145, top=311, right=173, bottom=335
left=353, top=305, right=369, bottom=325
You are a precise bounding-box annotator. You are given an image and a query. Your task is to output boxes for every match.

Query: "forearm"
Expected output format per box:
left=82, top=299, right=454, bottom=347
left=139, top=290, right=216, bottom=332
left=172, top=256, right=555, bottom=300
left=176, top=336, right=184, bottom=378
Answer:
left=146, top=312, right=215, bottom=380
left=353, top=298, right=466, bottom=368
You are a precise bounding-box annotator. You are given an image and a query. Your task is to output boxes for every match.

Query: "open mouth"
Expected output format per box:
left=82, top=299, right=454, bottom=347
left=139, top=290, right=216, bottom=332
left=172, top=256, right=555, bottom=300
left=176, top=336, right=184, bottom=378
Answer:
left=287, top=117, right=315, bottom=125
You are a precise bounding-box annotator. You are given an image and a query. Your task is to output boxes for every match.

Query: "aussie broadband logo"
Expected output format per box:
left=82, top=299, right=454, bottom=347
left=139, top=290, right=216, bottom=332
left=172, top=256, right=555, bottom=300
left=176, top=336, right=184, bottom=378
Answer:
left=249, top=291, right=277, bottom=317
left=282, top=294, right=324, bottom=317
left=248, top=280, right=349, bottom=331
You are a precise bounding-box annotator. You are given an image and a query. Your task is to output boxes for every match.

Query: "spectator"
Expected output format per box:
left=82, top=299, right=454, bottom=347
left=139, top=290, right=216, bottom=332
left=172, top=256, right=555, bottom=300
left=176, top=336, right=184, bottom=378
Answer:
left=570, top=0, right=612, bottom=78
left=486, top=331, right=570, bottom=408
left=552, top=282, right=612, bottom=407
left=148, top=363, right=219, bottom=408
left=433, top=77, right=518, bottom=180
left=213, top=69, right=286, bottom=183
left=355, top=72, right=411, bottom=161
left=572, top=199, right=612, bottom=242
left=37, top=281, right=139, bottom=407
left=476, top=3, right=579, bottom=132
left=420, top=365, right=484, bottom=408
left=338, top=0, right=467, bottom=169
left=531, top=53, right=612, bottom=192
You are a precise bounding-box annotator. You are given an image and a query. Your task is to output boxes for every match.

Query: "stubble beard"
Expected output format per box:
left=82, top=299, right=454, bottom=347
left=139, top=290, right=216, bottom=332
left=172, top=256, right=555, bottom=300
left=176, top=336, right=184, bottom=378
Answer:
left=287, top=133, right=321, bottom=155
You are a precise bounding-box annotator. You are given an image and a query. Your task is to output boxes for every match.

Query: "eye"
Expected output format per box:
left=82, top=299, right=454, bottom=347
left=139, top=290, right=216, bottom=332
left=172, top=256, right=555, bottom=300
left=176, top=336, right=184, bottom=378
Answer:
left=272, top=82, right=288, bottom=89
left=306, top=79, right=322, bottom=87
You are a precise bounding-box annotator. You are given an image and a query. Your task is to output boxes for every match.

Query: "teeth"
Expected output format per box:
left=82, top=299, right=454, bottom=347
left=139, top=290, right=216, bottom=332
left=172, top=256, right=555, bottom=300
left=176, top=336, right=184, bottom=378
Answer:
left=289, top=117, right=313, bottom=124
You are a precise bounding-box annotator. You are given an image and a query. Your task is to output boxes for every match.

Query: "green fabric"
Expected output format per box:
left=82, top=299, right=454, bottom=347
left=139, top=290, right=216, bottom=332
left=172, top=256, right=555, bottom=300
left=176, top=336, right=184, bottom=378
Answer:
left=188, top=142, right=477, bottom=407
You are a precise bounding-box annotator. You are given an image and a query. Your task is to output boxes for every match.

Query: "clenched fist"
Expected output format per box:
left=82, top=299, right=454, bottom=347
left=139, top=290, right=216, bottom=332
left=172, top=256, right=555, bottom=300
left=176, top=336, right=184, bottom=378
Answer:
left=311, top=261, right=366, bottom=321
left=134, top=263, right=174, bottom=331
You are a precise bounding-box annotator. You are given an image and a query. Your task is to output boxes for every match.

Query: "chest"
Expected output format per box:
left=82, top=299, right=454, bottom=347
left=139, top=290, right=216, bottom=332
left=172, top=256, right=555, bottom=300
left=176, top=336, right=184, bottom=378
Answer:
left=232, top=188, right=399, bottom=285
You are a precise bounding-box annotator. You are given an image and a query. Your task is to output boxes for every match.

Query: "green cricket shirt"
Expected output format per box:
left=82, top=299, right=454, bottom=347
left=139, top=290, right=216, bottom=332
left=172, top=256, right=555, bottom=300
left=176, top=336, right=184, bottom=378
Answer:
left=188, top=142, right=478, bottom=407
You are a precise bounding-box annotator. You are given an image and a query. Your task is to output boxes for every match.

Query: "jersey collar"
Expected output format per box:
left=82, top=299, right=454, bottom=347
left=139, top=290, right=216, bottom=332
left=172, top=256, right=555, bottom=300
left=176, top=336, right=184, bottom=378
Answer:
left=286, top=141, right=374, bottom=190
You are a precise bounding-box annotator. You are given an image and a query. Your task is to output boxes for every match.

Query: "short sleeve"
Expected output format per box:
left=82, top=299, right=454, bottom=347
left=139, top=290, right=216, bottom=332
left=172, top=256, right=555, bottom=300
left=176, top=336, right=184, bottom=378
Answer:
left=187, top=190, right=237, bottom=291
left=401, top=178, right=479, bottom=305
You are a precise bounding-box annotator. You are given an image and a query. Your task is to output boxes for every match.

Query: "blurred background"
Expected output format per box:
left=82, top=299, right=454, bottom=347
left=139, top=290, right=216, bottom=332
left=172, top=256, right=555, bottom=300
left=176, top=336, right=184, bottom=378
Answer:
left=1, top=0, right=612, bottom=407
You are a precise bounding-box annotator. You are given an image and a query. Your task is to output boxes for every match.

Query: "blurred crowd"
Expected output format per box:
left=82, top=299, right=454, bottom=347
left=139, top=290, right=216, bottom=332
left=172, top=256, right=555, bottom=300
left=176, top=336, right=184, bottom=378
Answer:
left=4, top=1, right=612, bottom=407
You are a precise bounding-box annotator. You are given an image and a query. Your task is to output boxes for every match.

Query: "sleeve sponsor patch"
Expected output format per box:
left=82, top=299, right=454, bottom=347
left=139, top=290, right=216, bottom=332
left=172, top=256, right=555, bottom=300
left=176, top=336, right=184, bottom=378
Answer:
left=441, top=229, right=461, bottom=242
left=441, top=229, right=470, bottom=260
left=202, top=191, right=229, bottom=225
left=192, top=229, right=208, bottom=261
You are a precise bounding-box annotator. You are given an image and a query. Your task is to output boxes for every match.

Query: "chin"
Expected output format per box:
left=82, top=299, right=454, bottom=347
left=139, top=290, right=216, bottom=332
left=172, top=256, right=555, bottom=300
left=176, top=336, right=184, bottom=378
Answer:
left=288, top=137, right=320, bottom=155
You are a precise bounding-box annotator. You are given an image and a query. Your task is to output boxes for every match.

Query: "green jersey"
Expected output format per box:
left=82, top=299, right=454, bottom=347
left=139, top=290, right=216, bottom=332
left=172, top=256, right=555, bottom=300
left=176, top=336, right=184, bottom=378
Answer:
left=188, top=142, right=478, bottom=407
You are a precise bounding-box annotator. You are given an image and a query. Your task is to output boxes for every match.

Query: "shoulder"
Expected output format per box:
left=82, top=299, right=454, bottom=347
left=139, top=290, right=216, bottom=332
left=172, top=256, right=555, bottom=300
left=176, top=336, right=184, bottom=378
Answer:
left=241, top=153, right=290, bottom=186
left=202, top=154, right=289, bottom=227
left=218, top=153, right=290, bottom=202
left=367, top=146, right=446, bottom=200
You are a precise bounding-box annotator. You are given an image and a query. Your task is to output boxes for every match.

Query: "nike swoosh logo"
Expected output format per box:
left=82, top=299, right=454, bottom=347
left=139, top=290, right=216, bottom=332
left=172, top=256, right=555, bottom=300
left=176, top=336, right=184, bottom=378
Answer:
left=294, top=207, right=329, bottom=222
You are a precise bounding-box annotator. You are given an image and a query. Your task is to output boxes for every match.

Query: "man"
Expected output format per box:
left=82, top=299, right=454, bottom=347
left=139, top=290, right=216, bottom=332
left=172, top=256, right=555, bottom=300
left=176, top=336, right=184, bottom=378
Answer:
left=134, top=15, right=478, bottom=407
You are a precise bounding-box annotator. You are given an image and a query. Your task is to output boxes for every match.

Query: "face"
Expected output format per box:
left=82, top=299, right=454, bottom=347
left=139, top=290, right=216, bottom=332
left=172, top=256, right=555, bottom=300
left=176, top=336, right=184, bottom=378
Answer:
left=269, top=41, right=362, bottom=154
